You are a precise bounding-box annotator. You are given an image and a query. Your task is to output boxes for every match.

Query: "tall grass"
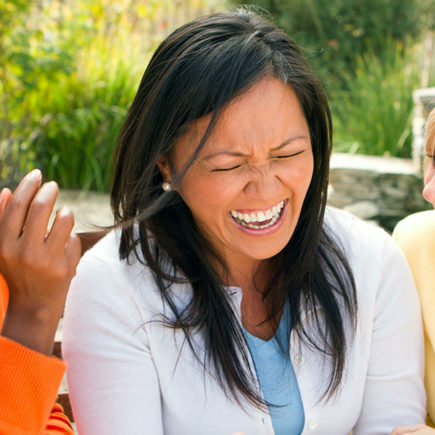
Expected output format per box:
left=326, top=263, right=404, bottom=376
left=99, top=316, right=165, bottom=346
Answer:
left=1, top=0, right=221, bottom=191
left=27, top=34, right=145, bottom=191
left=331, top=41, right=422, bottom=157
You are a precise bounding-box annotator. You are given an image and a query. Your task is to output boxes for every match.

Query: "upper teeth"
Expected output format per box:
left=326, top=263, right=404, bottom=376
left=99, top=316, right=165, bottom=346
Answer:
left=230, top=200, right=285, bottom=224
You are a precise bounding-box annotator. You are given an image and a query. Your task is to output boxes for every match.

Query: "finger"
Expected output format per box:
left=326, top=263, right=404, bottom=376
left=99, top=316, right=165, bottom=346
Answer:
left=64, top=233, right=81, bottom=272
left=0, top=188, right=12, bottom=223
left=46, top=206, right=75, bottom=251
left=391, top=427, right=420, bottom=435
left=22, top=181, right=59, bottom=244
left=1, top=169, right=42, bottom=238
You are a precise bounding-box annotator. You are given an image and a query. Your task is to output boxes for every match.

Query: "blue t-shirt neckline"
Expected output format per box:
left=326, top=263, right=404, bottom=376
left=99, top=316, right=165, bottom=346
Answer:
left=243, top=301, right=305, bottom=435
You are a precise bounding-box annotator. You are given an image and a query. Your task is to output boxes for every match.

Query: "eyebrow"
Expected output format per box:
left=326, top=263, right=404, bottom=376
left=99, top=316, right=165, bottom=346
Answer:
left=202, top=135, right=308, bottom=161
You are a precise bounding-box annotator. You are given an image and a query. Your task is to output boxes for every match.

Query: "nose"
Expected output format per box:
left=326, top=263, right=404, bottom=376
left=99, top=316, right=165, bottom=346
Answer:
left=243, top=161, right=281, bottom=199
left=423, top=163, right=435, bottom=207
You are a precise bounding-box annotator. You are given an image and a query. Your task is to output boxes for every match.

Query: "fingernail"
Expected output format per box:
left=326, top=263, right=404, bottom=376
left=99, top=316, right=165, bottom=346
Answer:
left=28, top=168, right=42, bottom=180
left=46, top=180, right=58, bottom=189
left=59, top=205, right=71, bottom=217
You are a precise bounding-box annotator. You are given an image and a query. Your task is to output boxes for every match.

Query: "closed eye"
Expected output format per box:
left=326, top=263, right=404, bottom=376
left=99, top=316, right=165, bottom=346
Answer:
left=273, top=150, right=305, bottom=159
left=211, top=164, right=243, bottom=172
left=426, top=153, right=434, bottom=159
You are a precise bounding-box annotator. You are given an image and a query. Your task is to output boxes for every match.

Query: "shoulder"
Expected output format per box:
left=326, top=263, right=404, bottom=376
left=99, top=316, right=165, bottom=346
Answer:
left=395, top=209, right=435, bottom=230
left=393, top=210, right=435, bottom=246
left=66, top=230, right=192, bottom=325
left=323, top=206, right=394, bottom=261
left=76, top=230, right=153, bottom=294
left=66, top=230, right=161, bottom=325
left=393, top=210, right=435, bottom=275
left=323, top=207, right=418, bottom=307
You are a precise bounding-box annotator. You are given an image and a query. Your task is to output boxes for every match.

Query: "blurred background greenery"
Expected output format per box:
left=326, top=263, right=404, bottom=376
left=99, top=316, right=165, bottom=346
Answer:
left=238, top=0, right=435, bottom=157
left=1, top=0, right=434, bottom=191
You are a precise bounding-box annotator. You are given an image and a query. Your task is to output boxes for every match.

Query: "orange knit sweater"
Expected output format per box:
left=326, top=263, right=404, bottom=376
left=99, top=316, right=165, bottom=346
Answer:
left=0, top=273, right=74, bottom=434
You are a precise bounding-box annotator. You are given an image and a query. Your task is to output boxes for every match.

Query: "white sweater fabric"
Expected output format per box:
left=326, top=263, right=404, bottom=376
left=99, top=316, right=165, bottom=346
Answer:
left=63, top=207, right=426, bottom=435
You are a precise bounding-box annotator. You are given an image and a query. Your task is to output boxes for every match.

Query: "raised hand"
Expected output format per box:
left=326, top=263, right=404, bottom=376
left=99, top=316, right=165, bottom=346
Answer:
left=391, top=425, right=435, bottom=435
left=0, top=169, right=81, bottom=355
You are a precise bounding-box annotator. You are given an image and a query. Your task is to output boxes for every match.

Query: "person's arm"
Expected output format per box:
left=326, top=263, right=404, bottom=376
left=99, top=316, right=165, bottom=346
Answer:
left=0, top=170, right=80, bottom=434
left=352, top=234, right=426, bottom=434
left=0, top=328, right=73, bottom=435
left=391, top=425, right=435, bottom=434
left=62, top=252, right=164, bottom=435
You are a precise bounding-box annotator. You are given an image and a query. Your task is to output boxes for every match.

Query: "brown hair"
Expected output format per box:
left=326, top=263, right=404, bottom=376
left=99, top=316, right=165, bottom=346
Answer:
left=425, top=108, right=435, bottom=157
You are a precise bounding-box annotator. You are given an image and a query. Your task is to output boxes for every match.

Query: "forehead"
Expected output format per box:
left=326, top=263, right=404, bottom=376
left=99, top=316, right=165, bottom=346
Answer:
left=173, top=77, right=309, bottom=160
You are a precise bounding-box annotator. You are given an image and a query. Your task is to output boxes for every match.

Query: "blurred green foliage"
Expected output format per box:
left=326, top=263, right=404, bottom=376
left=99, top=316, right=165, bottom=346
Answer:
left=332, top=41, right=421, bottom=156
left=0, top=0, right=217, bottom=190
left=1, top=0, right=435, bottom=187
left=237, top=0, right=433, bottom=81
left=235, top=0, right=435, bottom=157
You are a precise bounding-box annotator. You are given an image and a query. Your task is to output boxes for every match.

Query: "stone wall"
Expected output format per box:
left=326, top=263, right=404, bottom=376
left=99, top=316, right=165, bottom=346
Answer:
left=412, top=87, right=435, bottom=169
left=327, top=153, right=431, bottom=232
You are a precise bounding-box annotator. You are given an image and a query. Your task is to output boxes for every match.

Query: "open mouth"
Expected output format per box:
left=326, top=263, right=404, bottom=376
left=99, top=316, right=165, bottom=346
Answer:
left=229, top=200, right=286, bottom=229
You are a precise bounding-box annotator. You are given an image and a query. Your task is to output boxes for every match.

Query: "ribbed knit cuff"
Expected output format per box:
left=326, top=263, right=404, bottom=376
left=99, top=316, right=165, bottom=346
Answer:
left=0, top=336, right=66, bottom=433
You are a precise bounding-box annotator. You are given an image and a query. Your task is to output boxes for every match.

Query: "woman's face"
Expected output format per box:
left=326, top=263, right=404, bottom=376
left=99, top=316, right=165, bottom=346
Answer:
left=160, top=77, right=314, bottom=275
left=423, top=137, right=435, bottom=208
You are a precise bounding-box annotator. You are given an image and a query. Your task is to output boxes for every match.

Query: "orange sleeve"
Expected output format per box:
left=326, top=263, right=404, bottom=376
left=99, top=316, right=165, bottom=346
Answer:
left=0, top=274, right=74, bottom=434
left=0, top=273, right=8, bottom=322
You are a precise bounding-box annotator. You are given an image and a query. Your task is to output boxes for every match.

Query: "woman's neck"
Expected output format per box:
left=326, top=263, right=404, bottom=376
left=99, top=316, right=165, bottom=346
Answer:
left=228, top=262, right=283, bottom=341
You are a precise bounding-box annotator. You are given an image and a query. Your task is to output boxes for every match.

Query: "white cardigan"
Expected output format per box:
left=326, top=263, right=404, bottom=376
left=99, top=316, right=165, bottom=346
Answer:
left=63, top=207, right=426, bottom=435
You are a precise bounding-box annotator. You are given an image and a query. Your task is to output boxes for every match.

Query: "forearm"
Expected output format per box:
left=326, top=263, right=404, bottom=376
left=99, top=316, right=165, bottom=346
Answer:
left=0, top=335, right=66, bottom=434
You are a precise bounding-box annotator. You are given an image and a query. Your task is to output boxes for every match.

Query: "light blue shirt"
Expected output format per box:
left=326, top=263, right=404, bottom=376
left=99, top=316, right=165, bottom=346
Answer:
left=244, top=302, right=304, bottom=434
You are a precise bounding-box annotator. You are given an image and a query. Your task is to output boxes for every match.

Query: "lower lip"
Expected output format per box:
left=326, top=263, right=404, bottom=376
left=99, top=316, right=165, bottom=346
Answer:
left=228, top=200, right=288, bottom=236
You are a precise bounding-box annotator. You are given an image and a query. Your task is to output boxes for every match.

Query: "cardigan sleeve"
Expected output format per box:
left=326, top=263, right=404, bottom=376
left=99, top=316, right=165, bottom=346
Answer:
left=62, top=256, right=164, bottom=435
left=352, top=234, right=426, bottom=434
left=0, top=274, right=74, bottom=435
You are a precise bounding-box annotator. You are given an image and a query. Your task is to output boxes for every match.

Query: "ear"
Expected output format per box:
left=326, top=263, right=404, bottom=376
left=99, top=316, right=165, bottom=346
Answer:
left=157, top=155, right=172, bottom=183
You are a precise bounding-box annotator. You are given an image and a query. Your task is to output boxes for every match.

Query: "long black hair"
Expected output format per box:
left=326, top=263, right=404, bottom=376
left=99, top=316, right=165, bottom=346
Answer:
left=111, top=9, right=357, bottom=408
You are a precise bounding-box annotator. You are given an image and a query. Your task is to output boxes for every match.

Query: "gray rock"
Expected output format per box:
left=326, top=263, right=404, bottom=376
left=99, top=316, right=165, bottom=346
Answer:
left=343, top=201, right=379, bottom=220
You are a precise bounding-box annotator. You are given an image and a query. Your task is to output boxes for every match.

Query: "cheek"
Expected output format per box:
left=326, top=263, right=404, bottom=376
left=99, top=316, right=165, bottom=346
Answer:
left=283, top=155, right=314, bottom=194
left=424, top=164, right=435, bottom=187
left=177, top=173, right=238, bottom=219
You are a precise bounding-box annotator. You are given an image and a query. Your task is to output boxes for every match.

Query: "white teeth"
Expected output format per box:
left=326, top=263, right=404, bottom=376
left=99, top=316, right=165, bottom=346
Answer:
left=229, top=200, right=286, bottom=228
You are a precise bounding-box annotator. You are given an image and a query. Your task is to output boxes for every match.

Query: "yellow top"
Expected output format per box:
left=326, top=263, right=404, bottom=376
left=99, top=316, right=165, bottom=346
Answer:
left=393, top=210, right=435, bottom=426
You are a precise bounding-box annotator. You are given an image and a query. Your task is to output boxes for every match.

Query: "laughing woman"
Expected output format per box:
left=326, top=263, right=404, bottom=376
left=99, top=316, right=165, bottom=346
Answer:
left=393, top=108, right=435, bottom=434
left=63, top=10, right=425, bottom=434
